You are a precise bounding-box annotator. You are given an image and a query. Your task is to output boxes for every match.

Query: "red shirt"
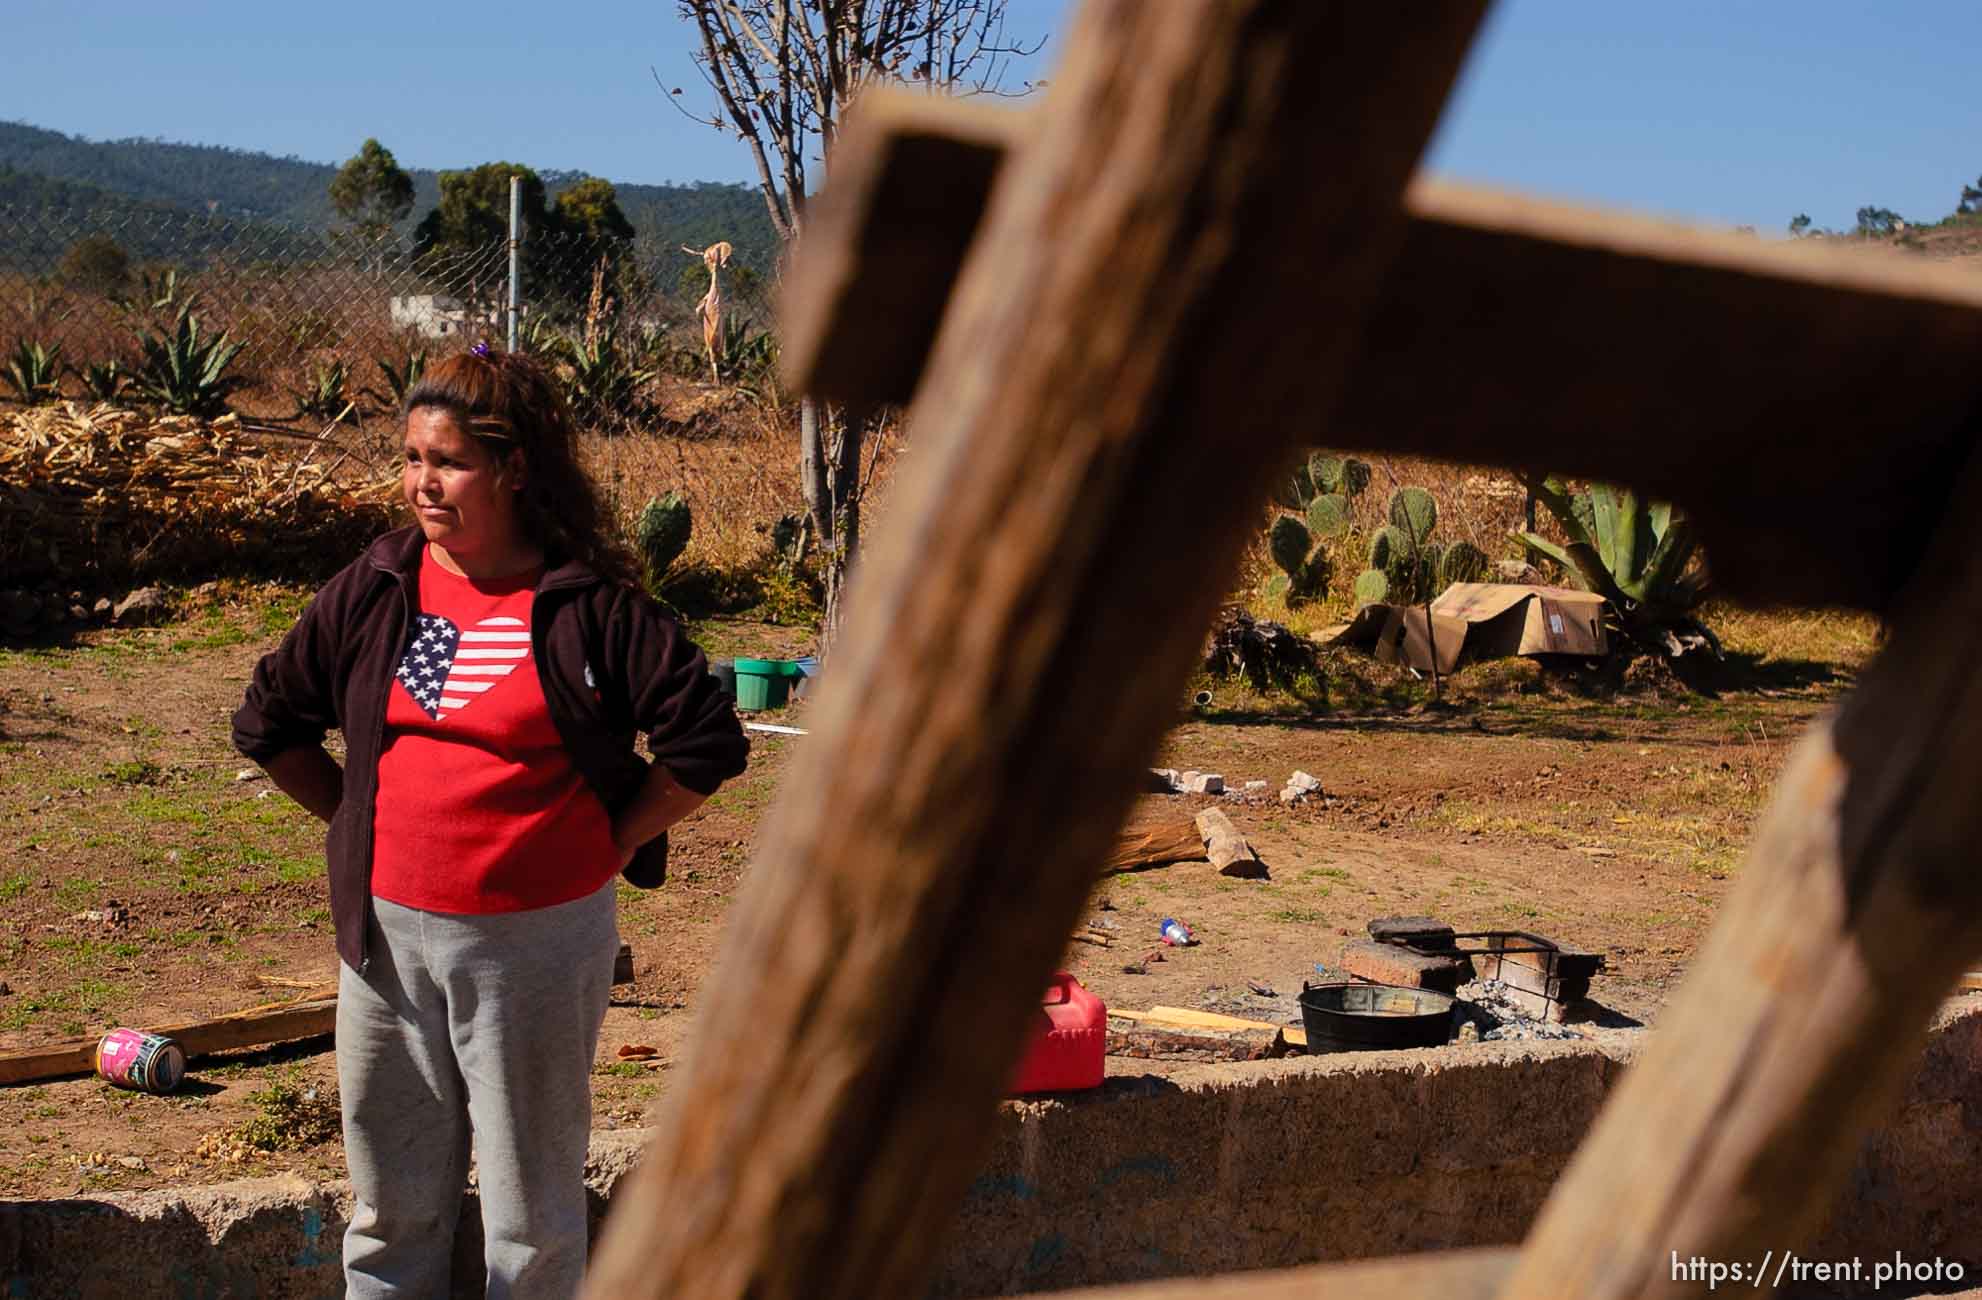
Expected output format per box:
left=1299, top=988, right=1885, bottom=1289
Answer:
left=370, top=549, right=620, bottom=914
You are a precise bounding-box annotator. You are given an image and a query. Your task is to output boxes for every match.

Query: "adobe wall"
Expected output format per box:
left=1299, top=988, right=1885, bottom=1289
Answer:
left=5, top=1003, right=1978, bottom=1298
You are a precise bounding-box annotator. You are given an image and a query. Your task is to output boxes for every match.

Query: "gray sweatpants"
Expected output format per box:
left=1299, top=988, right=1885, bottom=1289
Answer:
left=337, top=884, right=618, bottom=1299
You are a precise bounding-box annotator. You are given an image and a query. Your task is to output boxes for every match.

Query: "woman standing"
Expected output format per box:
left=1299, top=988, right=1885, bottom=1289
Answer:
left=233, top=347, right=747, bottom=1297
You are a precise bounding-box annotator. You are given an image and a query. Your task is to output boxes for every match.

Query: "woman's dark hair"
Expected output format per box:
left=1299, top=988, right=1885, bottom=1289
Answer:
left=403, top=348, right=636, bottom=583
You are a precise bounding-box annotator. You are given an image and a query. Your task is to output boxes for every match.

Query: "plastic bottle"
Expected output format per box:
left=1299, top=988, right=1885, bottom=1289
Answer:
left=1159, top=917, right=1194, bottom=947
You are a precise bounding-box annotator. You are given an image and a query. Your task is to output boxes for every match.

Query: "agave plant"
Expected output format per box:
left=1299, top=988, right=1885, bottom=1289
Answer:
left=362, top=349, right=427, bottom=413
left=3, top=339, right=64, bottom=404
left=1513, top=476, right=1718, bottom=657
left=79, top=360, right=130, bottom=404
left=716, top=317, right=779, bottom=395
left=131, top=303, right=248, bottom=418
left=558, top=320, right=655, bottom=425
left=112, top=267, right=197, bottom=327
left=290, top=359, right=359, bottom=426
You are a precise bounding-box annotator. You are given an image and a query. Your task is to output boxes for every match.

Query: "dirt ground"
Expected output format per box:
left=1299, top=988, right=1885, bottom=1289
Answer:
left=0, top=584, right=1877, bottom=1199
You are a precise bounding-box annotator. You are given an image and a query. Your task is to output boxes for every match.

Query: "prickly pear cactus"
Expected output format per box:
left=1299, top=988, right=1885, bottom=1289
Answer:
left=1389, top=487, right=1438, bottom=546
left=1340, top=457, right=1372, bottom=497
left=1305, top=493, right=1352, bottom=541
left=1440, top=540, right=1488, bottom=587
left=1353, top=568, right=1390, bottom=607
left=1368, top=524, right=1411, bottom=574
left=636, top=491, right=692, bottom=578
left=1269, top=515, right=1312, bottom=577
left=1294, top=553, right=1332, bottom=601
left=1416, top=549, right=1440, bottom=598
left=1308, top=454, right=1346, bottom=496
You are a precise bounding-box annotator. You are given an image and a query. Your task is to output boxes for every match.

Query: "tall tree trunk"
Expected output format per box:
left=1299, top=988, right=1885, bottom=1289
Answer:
left=817, top=407, right=868, bottom=652
left=798, top=397, right=871, bottom=658
left=800, top=395, right=828, bottom=542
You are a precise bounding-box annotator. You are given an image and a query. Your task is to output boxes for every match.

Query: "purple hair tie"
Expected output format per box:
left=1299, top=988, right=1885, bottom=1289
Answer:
left=470, top=341, right=493, bottom=358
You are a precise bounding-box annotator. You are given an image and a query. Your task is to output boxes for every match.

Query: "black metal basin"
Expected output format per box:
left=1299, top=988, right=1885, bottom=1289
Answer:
left=1299, top=981, right=1455, bottom=1053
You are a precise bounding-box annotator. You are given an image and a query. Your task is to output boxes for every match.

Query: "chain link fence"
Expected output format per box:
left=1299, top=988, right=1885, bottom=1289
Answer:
left=0, top=205, right=777, bottom=426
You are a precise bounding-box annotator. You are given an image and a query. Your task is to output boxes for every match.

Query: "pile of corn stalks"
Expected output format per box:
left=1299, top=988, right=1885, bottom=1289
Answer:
left=1, top=402, right=398, bottom=586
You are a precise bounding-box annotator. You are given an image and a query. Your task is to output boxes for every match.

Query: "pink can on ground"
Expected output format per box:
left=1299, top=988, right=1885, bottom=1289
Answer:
left=94, top=1028, right=186, bottom=1094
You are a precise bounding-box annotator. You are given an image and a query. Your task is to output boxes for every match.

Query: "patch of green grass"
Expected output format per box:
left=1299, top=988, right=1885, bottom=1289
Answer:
left=703, top=776, right=774, bottom=815
left=0, top=873, right=30, bottom=901
left=43, top=937, right=141, bottom=969
left=595, top=1061, right=648, bottom=1079
left=102, top=759, right=165, bottom=786
left=0, top=976, right=130, bottom=1032
left=128, top=792, right=210, bottom=827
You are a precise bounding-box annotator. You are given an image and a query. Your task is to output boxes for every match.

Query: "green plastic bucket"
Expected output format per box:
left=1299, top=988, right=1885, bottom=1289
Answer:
left=733, top=658, right=803, bottom=711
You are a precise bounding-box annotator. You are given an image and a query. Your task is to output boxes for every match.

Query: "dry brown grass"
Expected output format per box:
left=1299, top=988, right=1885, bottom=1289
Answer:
left=578, top=382, right=906, bottom=575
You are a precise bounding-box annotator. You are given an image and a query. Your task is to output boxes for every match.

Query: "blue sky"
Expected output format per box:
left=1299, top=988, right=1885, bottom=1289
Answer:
left=4, top=1, right=1978, bottom=233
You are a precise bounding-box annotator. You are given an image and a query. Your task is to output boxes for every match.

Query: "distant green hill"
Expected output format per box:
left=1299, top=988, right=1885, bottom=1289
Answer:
left=0, top=120, right=780, bottom=272
left=0, top=165, right=325, bottom=269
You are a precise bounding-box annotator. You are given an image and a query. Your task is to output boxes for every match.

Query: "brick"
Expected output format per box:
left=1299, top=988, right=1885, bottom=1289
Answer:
left=1340, top=939, right=1469, bottom=994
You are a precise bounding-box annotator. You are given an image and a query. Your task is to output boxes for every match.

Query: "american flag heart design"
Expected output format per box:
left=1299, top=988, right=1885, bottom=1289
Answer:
left=394, top=613, right=529, bottom=720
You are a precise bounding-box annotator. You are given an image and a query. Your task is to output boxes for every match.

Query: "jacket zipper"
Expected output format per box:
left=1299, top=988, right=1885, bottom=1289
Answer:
left=357, top=562, right=412, bottom=975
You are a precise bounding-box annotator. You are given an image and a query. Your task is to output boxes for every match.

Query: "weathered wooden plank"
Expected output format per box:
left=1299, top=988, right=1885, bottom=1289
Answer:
left=0, top=993, right=338, bottom=1086
left=1104, top=1006, right=1306, bottom=1050
left=780, top=106, right=1982, bottom=615
left=1335, top=180, right=1982, bottom=614
left=1506, top=449, right=1982, bottom=1296
left=778, top=91, right=1018, bottom=411
left=580, top=3, right=1489, bottom=1297
left=1043, top=1247, right=1516, bottom=1299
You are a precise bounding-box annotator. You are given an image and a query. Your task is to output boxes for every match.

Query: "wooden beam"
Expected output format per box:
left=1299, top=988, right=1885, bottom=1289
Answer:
left=580, top=3, right=1491, bottom=1297
left=781, top=111, right=1982, bottom=615
left=0, top=992, right=337, bottom=1086
left=1044, top=1247, right=1515, bottom=1299
left=1505, top=450, right=1982, bottom=1296
left=779, top=91, right=1019, bottom=412
left=1336, top=180, right=1982, bottom=614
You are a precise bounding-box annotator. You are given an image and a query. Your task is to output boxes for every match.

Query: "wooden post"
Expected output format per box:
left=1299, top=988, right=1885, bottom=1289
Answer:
left=1504, top=452, right=1982, bottom=1296
left=580, top=3, right=1489, bottom=1296
left=787, top=153, right=1982, bottom=616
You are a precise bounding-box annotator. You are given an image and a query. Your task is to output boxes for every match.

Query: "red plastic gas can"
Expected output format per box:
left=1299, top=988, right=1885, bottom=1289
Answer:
left=1009, top=971, right=1106, bottom=1095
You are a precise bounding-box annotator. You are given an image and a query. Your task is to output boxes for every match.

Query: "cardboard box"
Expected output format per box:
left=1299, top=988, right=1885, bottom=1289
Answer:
left=1331, top=583, right=1608, bottom=672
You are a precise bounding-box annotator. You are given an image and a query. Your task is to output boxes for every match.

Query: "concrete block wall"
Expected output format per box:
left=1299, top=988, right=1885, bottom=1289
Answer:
left=5, top=1003, right=1979, bottom=1298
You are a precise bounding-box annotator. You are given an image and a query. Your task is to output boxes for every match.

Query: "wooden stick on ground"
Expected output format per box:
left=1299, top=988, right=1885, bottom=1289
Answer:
left=580, top=4, right=1489, bottom=1297
left=0, top=989, right=338, bottom=1087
